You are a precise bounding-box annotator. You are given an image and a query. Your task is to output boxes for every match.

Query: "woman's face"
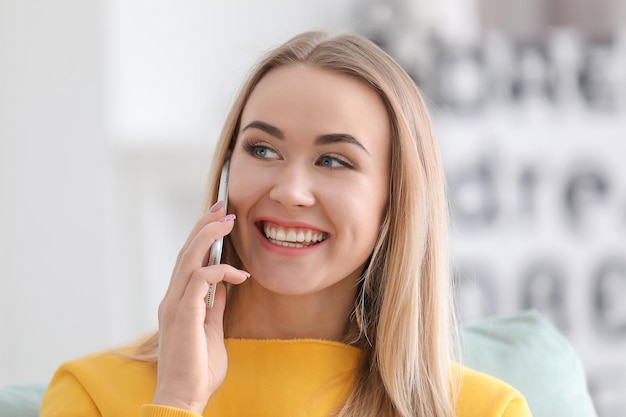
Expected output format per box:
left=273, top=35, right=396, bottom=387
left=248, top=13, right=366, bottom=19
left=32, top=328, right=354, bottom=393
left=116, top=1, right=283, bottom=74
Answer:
left=228, top=64, right=391, bottom=297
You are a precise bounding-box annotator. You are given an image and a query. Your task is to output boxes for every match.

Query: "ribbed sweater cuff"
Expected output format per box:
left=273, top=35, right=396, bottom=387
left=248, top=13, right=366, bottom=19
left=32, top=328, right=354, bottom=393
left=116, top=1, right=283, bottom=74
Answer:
left=140, top=404, right=202, bottom=417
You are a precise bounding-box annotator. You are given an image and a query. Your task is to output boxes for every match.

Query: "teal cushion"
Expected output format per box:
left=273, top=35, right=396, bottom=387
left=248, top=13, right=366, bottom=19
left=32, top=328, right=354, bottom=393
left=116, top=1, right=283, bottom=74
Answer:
left=461, top=309, right=597, bottom=417
left=0, top=383, right=46, bottom=417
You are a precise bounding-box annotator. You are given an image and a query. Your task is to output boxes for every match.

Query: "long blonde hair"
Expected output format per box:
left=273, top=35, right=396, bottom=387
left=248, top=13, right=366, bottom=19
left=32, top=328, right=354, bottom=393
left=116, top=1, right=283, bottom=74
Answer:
left=132, top=31, right=457, bottom=417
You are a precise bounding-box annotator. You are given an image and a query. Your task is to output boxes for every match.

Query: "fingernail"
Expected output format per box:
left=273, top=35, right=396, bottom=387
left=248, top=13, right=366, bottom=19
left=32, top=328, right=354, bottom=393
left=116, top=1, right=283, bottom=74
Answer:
left=239, top=270, right=251, bottom=279
left=209, top=200, right=224, bottom=213
left=219, top=214, right=236, bottom=222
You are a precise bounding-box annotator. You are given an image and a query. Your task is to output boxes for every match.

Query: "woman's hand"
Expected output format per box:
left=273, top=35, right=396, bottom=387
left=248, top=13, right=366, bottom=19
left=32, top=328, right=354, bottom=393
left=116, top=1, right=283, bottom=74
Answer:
left=152, top=203, right=249, bottom=414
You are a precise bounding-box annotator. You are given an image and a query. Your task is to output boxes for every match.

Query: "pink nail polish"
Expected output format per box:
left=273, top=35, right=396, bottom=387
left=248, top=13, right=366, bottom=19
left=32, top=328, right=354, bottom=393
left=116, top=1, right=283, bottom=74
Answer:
left=209, top=201, right=224, bottom=213
left=219, top=214, right=236, bottom=222
left=239, top=270, right=251, bottom=278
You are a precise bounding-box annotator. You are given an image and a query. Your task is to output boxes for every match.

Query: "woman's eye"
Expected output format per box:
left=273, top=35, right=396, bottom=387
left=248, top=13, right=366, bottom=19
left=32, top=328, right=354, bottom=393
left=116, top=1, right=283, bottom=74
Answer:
left=254, top=146, right=277, bottom=159
left=317, top=155, right=352, bottom=169
left=243, top=142, right=279, bottom=160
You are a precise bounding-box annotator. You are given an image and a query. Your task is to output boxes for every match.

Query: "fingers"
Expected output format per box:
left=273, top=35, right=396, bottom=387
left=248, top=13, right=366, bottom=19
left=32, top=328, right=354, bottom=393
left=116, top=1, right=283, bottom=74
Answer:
left=174, top=215, right=235, bottom=283
left=179, top=201, right=226, bottom=252
left=173, top=204, right=229, bottom=280
left=182, top=263, right=248, bottom=306
left=169, top=251, right=248, bottom=309
left=159, top=264, right=249, bottom=323
left=163, top=205, right=228, bottom=298
left=167, top=209, right=238, bottom=300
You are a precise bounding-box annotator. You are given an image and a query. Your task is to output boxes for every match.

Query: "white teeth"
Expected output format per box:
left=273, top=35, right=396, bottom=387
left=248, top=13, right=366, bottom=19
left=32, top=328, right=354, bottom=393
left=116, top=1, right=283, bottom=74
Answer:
left=263, top=223, right=326, bottom=245
left=272, top=240, right=305, bottom=248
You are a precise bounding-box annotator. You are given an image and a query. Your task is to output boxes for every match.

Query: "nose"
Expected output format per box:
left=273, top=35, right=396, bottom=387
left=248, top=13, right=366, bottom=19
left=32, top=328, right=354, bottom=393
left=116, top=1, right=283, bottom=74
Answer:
left=268, top=163, right=316, bottom=208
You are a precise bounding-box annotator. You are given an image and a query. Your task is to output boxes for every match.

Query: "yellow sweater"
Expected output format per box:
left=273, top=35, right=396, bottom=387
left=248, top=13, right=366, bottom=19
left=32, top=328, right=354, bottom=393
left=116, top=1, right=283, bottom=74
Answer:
left=41, top=338, right=531, bottom=417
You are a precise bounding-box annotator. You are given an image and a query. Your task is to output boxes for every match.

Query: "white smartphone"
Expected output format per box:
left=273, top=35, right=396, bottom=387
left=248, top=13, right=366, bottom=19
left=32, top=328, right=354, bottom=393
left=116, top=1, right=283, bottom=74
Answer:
left=206, top=156, right=230, bottom=308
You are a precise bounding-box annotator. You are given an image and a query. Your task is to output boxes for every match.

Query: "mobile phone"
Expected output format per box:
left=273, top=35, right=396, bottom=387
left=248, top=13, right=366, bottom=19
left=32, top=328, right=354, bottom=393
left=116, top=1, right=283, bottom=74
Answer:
left=206, top=156, right=230, bottom=308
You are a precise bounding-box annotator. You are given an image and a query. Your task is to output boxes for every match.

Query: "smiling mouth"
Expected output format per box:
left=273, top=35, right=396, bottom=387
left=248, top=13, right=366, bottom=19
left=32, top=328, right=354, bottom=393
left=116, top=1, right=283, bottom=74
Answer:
left=260, top=222, right=328, bottom=248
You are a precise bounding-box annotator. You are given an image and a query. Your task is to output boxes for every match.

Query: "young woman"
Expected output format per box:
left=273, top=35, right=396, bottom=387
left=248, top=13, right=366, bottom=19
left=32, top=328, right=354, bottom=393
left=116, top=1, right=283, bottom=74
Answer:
left=41, top=31, right=531, bottom=417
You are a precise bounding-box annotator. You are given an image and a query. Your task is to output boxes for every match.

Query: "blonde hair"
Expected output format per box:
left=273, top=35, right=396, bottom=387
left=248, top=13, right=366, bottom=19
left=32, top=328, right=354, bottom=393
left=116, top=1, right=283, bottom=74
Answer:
left=132, top=31, right=457, bottom=417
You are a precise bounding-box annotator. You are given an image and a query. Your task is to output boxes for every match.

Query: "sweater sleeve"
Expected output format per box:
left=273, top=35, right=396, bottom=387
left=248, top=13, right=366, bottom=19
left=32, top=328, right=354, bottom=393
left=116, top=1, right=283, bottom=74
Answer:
left=41, top=362, right=203, bottom=417
left=40, top=349, right=164, bottom=417
left=40, top=364, right=102, bottom=417
left=501, top=392, right=533, bottom=417
left=454, top=365, right=534, bottom=417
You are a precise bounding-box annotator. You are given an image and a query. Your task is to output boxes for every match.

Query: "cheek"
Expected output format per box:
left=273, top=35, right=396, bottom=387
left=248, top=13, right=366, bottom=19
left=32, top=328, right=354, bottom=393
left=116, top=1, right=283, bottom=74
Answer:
left=227, top=174, right=247, bottom=212
left=355, top=174, right=389, bottom=219
left=227, top=164, right=264, bottom=212
left=226, top=172, right=255, bottom=257
left=357, top=183, right=389, bottom=245
left=367, top=192, right=388, bottom=236
left=336, top=180, right=388, bottom=237
left=372, top=169, right=390, bottom=221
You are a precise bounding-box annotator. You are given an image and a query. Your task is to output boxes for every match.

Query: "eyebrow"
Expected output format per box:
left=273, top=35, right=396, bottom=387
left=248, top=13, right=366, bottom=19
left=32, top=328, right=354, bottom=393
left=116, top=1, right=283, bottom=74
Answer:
left=240, top=121, right=283, bottom=139
left=240, top=120, right=370, bottom=155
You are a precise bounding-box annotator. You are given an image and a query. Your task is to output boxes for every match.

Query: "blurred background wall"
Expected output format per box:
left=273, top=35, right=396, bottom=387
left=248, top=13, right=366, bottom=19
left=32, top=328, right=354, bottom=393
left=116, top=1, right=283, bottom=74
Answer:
left=353, top=2, right=626, bottom=415
left=1, top=0, right=624, bottom=415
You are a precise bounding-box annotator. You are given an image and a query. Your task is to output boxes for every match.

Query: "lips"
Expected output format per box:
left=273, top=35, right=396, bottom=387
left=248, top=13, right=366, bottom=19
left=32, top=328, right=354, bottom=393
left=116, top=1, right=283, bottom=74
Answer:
left=259, top=221, right=328, bottom=248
